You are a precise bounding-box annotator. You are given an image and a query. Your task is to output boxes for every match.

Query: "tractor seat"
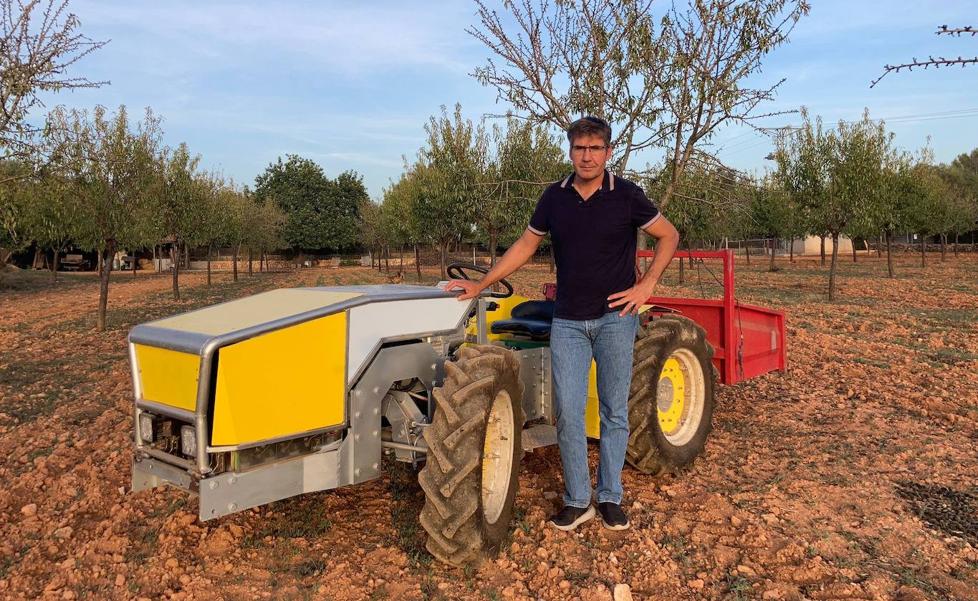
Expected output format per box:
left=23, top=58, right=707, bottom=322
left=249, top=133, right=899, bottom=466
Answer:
left=490, top=300, right=555, bottom=340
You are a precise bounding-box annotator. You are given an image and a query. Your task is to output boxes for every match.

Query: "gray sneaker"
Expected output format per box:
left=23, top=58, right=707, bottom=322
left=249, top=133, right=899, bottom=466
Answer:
left=548, top=505, right=596, bottom=531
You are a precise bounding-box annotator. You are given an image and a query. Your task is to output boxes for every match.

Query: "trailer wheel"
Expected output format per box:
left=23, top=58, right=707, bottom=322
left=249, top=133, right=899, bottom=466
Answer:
left=419, top=345, right=524, bottom=567
left=626, top=315, right=715, bottom=475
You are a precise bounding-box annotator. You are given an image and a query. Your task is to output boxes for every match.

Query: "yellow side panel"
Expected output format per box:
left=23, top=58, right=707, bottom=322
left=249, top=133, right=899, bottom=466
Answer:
left=585, top=361, right=601, bottom=439
left=212, top=313, right=347, bottom=446
left=134, top=344, right=200, bottom=412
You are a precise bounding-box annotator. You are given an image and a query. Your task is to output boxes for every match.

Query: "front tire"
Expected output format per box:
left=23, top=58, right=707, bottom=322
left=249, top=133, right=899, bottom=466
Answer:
left=626, top=315, right=715, bottom=475
left=419, top=345, right=524, bottom=567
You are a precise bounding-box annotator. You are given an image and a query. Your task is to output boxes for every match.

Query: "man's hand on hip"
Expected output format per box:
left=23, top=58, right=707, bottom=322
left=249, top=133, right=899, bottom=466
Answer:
left=444, top=279, right=483, bottom=301
left=607, top=279, right=657, bottom=316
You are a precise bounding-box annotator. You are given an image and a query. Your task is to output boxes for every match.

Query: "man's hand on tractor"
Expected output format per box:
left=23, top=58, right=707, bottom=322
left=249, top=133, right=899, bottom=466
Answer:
left=607, top=278, right=657, bottom=317
left=444, top=279, right=484, bottom=300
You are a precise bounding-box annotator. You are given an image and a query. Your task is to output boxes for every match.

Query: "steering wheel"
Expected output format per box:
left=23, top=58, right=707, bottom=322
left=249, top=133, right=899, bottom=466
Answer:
left=446, top=262, right=514, bottom=299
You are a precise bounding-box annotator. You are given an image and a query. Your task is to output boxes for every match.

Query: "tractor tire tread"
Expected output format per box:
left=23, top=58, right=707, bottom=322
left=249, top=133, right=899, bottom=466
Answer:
left=419, top=344, right=523, bottom=568
left=626, top=316, right=715, bottom=475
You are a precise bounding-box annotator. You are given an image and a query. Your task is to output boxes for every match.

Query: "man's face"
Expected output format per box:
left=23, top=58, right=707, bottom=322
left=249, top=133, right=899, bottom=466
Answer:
left=569, top=133, right=612, bottom=182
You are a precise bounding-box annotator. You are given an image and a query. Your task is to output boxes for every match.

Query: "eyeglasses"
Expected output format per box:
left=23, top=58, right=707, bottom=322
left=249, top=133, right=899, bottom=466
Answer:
left=571, top=144, right=607, bottom=155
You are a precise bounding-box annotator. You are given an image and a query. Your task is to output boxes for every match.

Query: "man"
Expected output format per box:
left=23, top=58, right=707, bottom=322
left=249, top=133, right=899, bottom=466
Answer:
left=446, top=116, right=679, bottom=531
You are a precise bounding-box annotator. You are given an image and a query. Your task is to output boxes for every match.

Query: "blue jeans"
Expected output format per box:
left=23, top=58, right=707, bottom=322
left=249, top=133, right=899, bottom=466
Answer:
left=551, top=311, right=638, bottom=507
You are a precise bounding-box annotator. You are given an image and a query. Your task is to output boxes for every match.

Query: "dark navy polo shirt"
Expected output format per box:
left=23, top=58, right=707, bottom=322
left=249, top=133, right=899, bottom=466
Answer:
left=528, top=170, right=660, bottom=320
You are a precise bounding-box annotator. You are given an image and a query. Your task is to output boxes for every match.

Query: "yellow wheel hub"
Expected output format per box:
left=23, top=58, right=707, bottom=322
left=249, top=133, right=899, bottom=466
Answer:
left=655, top=348, right=706, bottom=446
left=656, top=357, right=686, bottom=435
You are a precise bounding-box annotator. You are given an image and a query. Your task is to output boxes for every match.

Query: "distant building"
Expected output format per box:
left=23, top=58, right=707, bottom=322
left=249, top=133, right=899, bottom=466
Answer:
left=790, top=235, right=854, bottom=256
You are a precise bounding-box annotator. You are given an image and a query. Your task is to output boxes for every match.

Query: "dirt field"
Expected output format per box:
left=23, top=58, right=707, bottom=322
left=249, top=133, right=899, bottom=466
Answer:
left=1, top=253, right=976, bottom=601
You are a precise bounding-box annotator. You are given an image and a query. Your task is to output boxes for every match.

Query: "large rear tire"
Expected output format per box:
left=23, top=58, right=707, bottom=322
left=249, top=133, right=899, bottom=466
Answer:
left=626, top=315, right=715, bottom=475
left=419, top=345, right=524, bottom=567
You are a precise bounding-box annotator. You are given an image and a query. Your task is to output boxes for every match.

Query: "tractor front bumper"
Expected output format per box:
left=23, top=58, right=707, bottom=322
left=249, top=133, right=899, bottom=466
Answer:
left=132, top=445, right=343, bottom=521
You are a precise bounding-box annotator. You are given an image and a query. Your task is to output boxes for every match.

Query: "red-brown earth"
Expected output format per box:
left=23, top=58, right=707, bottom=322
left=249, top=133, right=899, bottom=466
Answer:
left=1, top=252, right=976, bottom=600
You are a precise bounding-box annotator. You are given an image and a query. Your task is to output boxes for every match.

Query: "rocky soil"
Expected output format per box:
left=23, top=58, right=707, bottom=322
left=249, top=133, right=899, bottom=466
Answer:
left=1, top=254, right=976, bottom=600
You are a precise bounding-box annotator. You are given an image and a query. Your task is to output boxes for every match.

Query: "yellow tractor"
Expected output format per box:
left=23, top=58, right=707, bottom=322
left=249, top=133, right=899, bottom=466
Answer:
left=129, top=253, right=785, bottom=567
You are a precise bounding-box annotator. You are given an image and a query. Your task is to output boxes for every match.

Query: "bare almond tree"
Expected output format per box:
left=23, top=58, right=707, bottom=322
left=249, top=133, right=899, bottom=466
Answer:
left=871, top=25, right=977, bottom=88
left=470, top=0, right=668, bottom=171
left=469, top=0, right=808, bottom=210
left=654, top=0, right=807, bottom=209
left=1, top=0, right=107, bottom=163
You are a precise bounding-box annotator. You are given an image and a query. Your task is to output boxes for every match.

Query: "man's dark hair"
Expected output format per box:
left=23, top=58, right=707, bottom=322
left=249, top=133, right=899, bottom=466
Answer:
left=566, top=116, right=612, bottom=147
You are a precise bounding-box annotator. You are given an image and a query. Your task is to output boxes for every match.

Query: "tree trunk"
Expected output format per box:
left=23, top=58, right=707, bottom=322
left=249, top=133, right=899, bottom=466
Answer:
left=414, top=244, right=422, bottom=282
left=260, top=250, right=265, bottom=273
left=820, top=235, right=826, bottom=266
left=97, top=241, right=116, bottom=332
left=789, top=238, right=794, bottom=263
left=248, top=248, right=253, bottom=276
left=876, top=236, right=882, bottom=259
left=885, top=231, right=894, bottom=278
left=828, top=233, right=840, bottom=301
left=132, top=250, right=137, bottom=277
left=489, top=231, right=498, bottom=267
left=920, top=235, right=926, bottom=268
left=439, top=242, right=448, bottom=280
left=745, top=243, right=751, bottom=265
left=399, top=245, right=404, bottom=271
left=953, top=233, right=959, bottom=258
left=153, top=245, right=158, bottom=272
left=851, top=239, right=857, bottom=263
left=233, top=245, right=239, bottom=282
left=33, top=246, right=43, bottom=270
left=768, top=238, right=777, bottom=272
left=170, top=243, right=181, bottom=300
left=940, top=234, right=947, bottom=262
left=207, top=245, right=212, bottom=286
left=52, top=248, right=60, bottom=282
left=678, top=256, right=685, bottom=283
left=384, top=246, right=390, bottom=273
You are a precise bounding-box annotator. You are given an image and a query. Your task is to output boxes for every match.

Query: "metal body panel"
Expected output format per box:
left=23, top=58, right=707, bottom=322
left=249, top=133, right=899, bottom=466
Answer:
left=129, top=285, right=471, bottom=356
left=341, top=342, right=439, bottom=486
left=147, top=289, right=362, bottom=337
left=212, top=312, right=347, bottom=446
left=132, top=456, right=195, bottom=492
left=346, top=297, right=471, bottom=383
left=197, top=447, right=341, bottom=520
left=133, top=344, right=200, bottom=412
left=515, top=347, right=552, bottom=422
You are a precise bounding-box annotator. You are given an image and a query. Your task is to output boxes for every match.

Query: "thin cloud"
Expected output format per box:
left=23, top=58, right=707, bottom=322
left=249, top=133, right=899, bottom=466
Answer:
left=78, top=1, right=473, bottom=76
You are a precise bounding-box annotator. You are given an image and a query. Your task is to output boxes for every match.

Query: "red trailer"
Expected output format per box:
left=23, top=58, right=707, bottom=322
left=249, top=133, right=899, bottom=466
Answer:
left=639, top=249, right=787, bottom=385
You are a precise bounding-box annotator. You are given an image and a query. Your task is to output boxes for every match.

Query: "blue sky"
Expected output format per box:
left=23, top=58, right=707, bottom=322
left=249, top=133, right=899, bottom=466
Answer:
left=36, top=1, right=978, bottom=198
